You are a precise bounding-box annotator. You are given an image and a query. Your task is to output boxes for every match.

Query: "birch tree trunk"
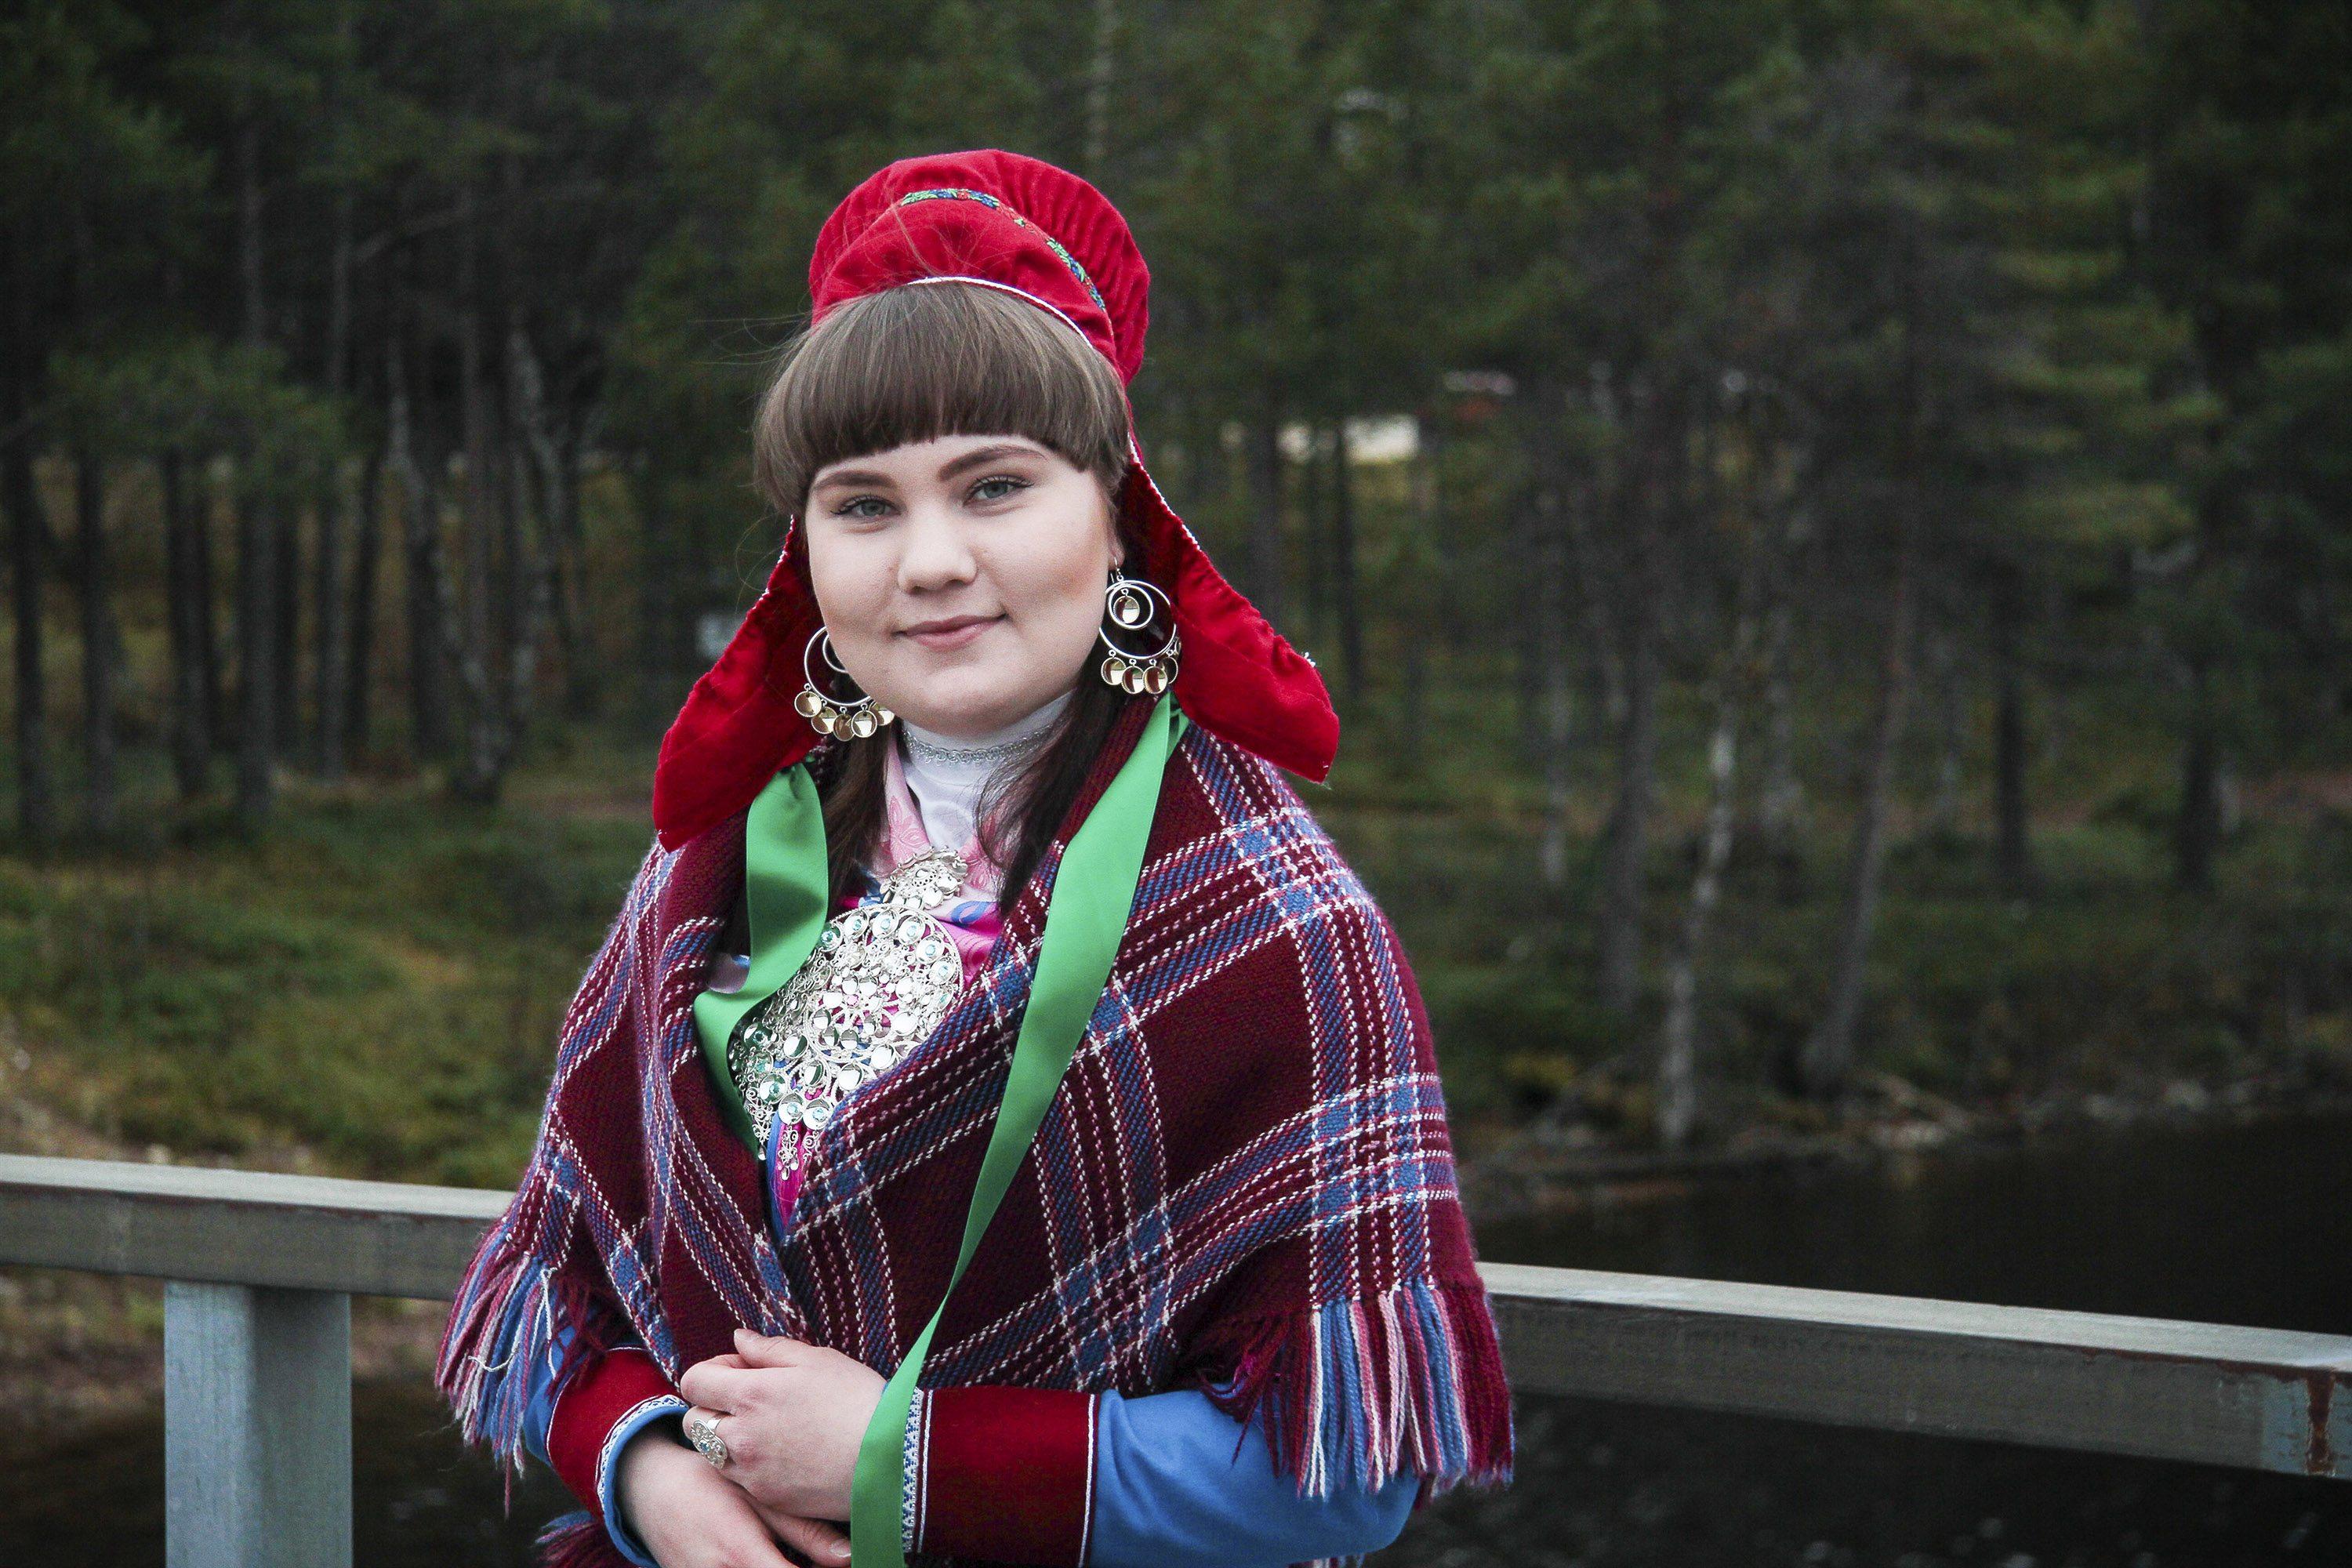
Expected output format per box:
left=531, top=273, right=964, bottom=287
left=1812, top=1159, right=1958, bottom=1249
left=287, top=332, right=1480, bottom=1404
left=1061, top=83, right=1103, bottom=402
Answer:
left=1657, top=481, right=1768, bottom=1148
left=1657, top=695, right=1741, bottom=1145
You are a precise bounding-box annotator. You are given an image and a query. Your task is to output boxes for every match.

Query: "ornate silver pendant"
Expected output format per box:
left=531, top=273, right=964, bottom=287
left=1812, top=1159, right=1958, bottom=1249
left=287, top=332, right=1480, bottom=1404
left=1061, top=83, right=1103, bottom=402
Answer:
left=728, top=846, right=971, bottom=1149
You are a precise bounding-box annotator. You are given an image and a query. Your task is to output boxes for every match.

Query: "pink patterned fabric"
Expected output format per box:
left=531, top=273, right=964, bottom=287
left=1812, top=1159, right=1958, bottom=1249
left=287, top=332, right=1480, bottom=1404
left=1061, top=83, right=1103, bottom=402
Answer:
left=874, top=737, right=1006, bottom=993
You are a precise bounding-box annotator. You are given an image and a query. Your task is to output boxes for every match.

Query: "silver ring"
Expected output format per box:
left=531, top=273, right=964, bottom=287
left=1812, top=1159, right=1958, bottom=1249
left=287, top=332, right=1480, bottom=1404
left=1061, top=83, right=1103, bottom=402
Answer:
left=684, top=1411, right=731, bottom=1468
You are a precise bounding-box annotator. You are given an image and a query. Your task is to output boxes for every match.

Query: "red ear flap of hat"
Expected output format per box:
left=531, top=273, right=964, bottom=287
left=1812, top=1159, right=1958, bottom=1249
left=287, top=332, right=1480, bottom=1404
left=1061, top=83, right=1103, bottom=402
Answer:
left=652, top=518, right=827, bottom=852
left=1126, top=457, right=1339, bottom=789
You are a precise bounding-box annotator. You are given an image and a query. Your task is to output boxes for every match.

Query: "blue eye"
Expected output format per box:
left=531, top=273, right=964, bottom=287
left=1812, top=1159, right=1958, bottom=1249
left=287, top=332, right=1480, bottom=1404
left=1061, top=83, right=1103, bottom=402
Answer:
left=833, top=496, right=889, bottom=519
left=971, top=475, right=1027, bottom=503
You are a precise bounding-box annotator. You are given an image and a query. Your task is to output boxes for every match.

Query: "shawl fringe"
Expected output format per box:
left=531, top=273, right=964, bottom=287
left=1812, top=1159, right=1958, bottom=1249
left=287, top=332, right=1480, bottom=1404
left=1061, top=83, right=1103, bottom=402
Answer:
left=534, top=1508, right=630, bottom=1568
left=1194, top=1278, right=1515, bottom=1509
left=434, top=1196, right=618, bottom=1511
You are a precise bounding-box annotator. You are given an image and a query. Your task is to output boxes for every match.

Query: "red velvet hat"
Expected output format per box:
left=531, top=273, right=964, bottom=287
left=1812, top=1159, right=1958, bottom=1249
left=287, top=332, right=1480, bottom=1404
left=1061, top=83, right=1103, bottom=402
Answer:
left=649, top=148, right=1339, bottom=851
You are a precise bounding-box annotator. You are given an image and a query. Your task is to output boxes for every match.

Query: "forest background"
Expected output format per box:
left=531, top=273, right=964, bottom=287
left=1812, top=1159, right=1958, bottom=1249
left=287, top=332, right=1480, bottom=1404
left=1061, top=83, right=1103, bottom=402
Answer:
left=2, top=0, right=2348, bottom=1238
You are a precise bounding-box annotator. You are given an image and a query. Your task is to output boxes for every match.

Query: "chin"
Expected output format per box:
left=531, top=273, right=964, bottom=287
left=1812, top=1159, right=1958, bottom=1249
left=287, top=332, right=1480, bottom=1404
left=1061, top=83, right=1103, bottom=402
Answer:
left=891, top=677, right=1014, bottom=734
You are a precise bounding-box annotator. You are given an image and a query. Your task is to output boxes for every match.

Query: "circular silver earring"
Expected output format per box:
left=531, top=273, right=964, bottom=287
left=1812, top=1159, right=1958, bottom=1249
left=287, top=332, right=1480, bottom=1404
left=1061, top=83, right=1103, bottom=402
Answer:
left=1098, top=566, right=1180, bottom=695
left=793, top=626, right=895, bottom=739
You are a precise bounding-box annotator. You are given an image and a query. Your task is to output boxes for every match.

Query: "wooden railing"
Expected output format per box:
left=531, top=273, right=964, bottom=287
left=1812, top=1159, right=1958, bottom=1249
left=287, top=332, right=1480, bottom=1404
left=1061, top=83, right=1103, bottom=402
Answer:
left=2, top=1152, right=2345, bottom=1567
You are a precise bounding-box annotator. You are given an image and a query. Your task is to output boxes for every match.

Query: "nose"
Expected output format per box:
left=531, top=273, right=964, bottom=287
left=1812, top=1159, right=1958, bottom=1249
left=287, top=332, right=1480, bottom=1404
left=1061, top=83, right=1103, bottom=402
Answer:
left=895, top=499, right=978, bottom=593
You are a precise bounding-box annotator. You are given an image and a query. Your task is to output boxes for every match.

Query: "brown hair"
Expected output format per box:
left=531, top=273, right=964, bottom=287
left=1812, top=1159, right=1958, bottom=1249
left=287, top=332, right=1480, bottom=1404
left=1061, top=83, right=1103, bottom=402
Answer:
left=750, top=281, right=1152, bottom=914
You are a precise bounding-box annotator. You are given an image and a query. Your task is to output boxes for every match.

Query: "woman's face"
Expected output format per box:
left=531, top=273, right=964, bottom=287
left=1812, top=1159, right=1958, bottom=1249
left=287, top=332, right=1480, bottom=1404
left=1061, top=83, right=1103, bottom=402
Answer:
left=804, top=432, right=1122, bottom=739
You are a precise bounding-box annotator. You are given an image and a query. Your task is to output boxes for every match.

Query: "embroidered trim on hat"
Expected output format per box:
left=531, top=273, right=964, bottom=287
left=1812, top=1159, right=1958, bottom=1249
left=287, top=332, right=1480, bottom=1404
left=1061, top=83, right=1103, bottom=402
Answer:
left=900, top=275, right=1105, bottom=361
left=895, top=187, right=1111, bottom=318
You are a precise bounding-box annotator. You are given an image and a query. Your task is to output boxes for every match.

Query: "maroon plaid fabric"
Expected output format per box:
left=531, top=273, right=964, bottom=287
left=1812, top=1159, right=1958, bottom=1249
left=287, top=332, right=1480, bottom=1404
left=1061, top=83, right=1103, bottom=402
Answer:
left=437, top=697, right=1514, bottom=1568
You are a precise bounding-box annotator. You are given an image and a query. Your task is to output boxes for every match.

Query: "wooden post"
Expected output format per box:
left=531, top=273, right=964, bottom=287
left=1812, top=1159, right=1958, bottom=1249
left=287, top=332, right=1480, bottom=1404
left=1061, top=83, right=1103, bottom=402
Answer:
left=164, top=1281, right=353, bottom=1568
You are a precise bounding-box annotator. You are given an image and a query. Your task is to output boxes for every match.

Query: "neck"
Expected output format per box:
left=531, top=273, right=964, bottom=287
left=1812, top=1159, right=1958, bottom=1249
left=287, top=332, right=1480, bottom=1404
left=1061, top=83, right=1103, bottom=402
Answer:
left=900, top=686, right=1075, bottom=764
left=891, top=686, right=1075, bottom=862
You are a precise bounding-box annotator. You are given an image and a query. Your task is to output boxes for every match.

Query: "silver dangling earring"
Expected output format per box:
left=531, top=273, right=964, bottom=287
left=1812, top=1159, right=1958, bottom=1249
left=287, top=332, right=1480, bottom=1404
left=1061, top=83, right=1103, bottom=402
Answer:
left=1098, top=566, right=1181, bottom=695
left=793, top=626, right=895, bottom=739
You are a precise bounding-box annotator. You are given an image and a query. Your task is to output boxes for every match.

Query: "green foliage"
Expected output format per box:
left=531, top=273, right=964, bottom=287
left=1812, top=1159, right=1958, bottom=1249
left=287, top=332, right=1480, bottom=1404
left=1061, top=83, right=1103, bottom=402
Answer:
left=0, top=775, right=645, bottom=1185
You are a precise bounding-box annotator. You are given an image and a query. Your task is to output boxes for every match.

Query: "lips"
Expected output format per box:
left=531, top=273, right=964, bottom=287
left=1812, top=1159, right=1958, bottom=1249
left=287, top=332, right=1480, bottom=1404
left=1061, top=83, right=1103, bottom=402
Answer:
left=901, top=614, right=1003, bottom=649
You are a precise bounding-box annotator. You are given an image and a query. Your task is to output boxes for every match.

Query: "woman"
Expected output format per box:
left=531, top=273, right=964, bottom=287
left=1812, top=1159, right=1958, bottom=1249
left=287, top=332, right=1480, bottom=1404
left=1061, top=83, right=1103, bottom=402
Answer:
left=437, top=149, right=1513, bottom=1568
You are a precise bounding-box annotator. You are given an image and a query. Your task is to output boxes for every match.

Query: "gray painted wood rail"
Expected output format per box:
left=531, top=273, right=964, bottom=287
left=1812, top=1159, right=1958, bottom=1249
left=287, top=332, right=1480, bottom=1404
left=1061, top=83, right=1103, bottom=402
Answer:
left=2, top=1152, right=2345, bottom=1567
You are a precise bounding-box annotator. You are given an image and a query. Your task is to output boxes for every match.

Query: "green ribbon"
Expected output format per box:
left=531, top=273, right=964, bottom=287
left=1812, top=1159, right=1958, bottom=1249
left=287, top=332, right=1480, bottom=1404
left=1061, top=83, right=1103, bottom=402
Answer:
left=691, top=760, right=830, bottom=1156
left=688, top=695, right=1189, bottom=1565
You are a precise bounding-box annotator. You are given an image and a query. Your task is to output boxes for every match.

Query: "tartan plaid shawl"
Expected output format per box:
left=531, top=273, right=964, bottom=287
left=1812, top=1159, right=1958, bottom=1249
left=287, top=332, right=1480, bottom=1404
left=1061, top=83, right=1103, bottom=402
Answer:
left=435, top=695, right=1515, bottom=1567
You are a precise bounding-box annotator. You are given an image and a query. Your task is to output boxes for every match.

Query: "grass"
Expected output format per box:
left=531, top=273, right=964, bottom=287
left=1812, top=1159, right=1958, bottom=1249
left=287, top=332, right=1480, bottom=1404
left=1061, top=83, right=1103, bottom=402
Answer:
left=0, top=729, right=653, bottom=1188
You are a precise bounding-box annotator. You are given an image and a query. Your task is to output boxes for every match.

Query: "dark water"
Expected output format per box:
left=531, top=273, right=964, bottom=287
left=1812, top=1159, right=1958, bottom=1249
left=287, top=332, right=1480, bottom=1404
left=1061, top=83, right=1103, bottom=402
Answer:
left=1475, top=1108, right=2352, bottom=1334
left=4, top=1110, right=2346, bottom=1566
left=1392, top=1108, right=2352, bottom=1568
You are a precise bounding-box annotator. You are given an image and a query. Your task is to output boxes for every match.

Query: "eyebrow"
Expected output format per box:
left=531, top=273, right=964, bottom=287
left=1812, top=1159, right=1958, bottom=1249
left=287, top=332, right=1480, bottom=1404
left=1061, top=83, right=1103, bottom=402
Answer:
left=811, top=441, right=1050, bottom=492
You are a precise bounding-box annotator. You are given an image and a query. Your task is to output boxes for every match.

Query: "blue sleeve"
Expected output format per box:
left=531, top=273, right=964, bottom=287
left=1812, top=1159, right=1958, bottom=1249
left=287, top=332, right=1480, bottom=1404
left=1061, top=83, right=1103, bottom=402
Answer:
left=516, top=1321, right=674, bottom=1568
left=1088, top=1387, right=1420, bottom=1567
left=517, top=1319, right=576, bottom=1468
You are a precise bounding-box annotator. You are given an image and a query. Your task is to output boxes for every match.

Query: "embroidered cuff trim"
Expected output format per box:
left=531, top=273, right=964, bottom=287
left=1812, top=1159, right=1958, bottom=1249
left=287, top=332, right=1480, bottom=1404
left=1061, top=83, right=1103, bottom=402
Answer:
left=597, top=1395, right=688, bottom=1567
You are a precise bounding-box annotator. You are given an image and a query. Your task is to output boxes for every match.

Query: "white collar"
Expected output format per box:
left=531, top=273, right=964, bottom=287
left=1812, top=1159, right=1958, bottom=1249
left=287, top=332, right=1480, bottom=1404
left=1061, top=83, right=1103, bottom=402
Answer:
left=897, top=688, right=1075, bottom=849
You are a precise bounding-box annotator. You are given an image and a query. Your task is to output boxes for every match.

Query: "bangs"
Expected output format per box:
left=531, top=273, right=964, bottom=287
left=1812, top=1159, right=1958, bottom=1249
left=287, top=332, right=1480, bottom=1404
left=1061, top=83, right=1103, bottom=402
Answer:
left=752, top=280, right=1131, bottom=519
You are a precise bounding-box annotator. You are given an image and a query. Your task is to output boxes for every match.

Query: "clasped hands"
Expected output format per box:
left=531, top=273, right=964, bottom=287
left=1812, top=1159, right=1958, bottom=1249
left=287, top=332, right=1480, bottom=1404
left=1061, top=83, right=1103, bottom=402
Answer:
left=625, top=1327, right=884, bottom=1567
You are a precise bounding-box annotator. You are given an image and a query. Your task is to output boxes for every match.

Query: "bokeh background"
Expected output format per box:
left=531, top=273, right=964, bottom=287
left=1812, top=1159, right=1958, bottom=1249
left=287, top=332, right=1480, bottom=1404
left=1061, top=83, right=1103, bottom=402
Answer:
left=2, top=2, right=2347, bottom=1563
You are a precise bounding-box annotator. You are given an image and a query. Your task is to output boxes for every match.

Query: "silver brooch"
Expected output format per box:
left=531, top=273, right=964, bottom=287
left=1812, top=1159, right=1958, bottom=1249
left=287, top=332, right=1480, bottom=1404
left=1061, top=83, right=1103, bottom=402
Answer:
left=728, top=846, right=972, bottom=1149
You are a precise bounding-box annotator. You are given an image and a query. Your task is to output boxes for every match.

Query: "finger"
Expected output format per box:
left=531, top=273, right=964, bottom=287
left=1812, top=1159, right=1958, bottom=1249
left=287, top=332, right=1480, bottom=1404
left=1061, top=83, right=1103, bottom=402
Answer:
left=732, top=1328, right=813, bottom=1367
left=756, top=1501, right=853, bottom=1566
left=717, top=1507, right=800, bottom=1568
left=684, top=1351, right=751, bottom=1388
left=679, top=1359, right=764, bottom=1411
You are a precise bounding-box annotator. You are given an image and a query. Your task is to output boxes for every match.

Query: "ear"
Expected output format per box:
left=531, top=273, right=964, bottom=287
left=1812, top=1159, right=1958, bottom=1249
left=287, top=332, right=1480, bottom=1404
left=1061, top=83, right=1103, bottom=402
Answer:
left=1098, top=473, right=1127, bottom=564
